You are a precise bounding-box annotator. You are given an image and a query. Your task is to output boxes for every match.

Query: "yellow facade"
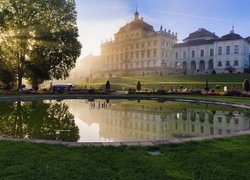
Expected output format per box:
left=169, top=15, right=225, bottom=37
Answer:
left=91, top=11, right=179, bottom=77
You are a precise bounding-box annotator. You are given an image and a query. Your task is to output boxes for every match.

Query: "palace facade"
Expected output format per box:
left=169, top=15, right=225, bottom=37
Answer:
left=90, top=11, right=250, bottom=77
left=66, top=100, right=250, bottom=142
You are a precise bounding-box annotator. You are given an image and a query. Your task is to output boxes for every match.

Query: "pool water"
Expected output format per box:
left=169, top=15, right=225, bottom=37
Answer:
left=0, top=99, right=249, bottom=142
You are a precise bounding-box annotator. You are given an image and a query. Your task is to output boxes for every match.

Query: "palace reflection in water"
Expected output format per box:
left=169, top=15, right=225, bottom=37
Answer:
left=64, top=100, right=250, bottom=142
left=0, top=100, right=249, bottom=142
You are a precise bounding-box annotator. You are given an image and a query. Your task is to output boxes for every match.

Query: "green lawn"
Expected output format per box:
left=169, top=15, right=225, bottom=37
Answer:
left=1, top=135, right=250, bottom=179
left=78, top=74, right=250, bottom=90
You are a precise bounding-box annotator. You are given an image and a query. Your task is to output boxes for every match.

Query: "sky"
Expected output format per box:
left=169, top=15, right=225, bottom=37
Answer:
left=76, top=0, right=250, bottom=58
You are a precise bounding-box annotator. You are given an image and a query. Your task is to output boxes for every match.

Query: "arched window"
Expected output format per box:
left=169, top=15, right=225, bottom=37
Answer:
left=199, top=60, right=205, bottom=71
left=191, top=61, right=196, bottom=71
left=208, top=59, right=214, bottom=70
left=182, top=61, right=187, bottom=70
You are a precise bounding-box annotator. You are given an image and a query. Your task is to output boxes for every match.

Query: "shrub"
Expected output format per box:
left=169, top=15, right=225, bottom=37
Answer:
left=223, top=90, right=242, bottom=96
left=204, top=80, right=209, bottom=92
left=224, top=66, right=235, bottom=74
left=156, top=89, right=166, bottom=94
left=105, top=81, right=111, bottom=90
left=136, top=81, right=142, bottom=92
left=215, top=85, right=220, bottom=90
left=242, top=92, right=250, bottom=97
left=211, top=69, right=216, bottom=74
left=128, top=88, right=136, bottom=94
left=190, top=89, right=203, bottom=95
left=242, top=79, right=250, bottom=92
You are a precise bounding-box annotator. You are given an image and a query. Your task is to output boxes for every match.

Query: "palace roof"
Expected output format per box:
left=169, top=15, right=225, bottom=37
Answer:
left=174, top=39, right=215, bottom=48
left=116, top=12, right=154, bottom=34
left=246, top=36, right=250, bottom=43
left=183, top=28, right=219, bottom=42
left=218, top=31, right=243, bottom=41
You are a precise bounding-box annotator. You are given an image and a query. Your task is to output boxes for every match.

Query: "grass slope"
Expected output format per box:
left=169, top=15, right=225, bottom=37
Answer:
left=0, top=135, right=250, bottom=179
left=80, top=74, right=250, bottom=90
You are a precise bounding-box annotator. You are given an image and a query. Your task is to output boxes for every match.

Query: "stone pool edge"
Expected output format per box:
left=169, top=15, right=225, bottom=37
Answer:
left=1, top=130, right=250, bottom=147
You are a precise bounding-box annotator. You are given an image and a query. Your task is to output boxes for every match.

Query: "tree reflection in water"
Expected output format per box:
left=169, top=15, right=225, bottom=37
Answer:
left=0, top=101, right=79, bottom=142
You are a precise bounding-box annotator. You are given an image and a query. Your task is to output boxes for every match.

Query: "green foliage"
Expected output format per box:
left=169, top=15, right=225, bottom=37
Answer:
left=211, top=69, right=216, bottom=74
left=136, top=81, right=142, bottom=91
left=224, top=66, right=236, bottom=74
left=105, top=80, right=111, bottom=90
left=243, top=79, right=250, bottom=92
left=204, top=79, right=209, bottom=91
left=0, top=59, right=16, bottom=90
left=0, top=101, right=79, bottom=141
left=0, top=0, right=81, bottom=89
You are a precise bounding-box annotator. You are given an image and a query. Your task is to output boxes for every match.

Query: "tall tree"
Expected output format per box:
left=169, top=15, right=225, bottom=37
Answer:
left=0, top=0, right=81, bottom=89
left=105, top=80, right=111, bottom=90
left=136, top=81, right=142, bottom=92
left=243, top=79, right=250, bottom=92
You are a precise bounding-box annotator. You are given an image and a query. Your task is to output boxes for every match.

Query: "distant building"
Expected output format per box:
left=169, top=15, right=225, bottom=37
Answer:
left=90, top=11, right=250, bottom=77
left=174, top=28, right=249, bottom=74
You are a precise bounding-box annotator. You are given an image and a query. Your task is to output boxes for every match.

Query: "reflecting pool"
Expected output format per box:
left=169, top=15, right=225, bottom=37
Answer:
left=0, top=99, right=250, bottom=142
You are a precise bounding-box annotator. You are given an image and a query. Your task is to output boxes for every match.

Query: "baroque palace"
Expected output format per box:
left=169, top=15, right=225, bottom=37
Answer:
left=89, top=11, right=250, bottom=77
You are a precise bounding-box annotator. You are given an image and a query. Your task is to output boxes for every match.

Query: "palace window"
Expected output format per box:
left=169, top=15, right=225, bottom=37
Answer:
left=147, top=50, right=150, bottom=58
left=142, top=43, right=145, bottom=48
left=218, top=46, right=222, bottom=55
left=200, top=49, right=204, bottom=57
left=226, top=61, right=230, bottom=67
left=183, top=51, right=187, bottom=59
left=210, top=49, right=214, bottom=56
left=218, top=117, right=222, bottom=123
left=154, top=40, right=157, bottom=46
left=234, top=60, right=239, bottom=66
left=201, top=126, right=204, bottom=134
left=130, top=52, right=134, bottom=59
left=136, top=52, right=139, bottom=59
left=175, top=52, right=179, bottom=59
left=234, top=45, right=239, bottom=54
left=191, top=50, right=195, bottom=58
left=153, top=49, right=157, bottom=57
left=218, top=61, right=222, bottom=67
left=141, top=51, right=145, bottom=58
left=165, top=50, right=168, bottom=58
left=147, top=41, right=151, bottom=47
left=136, top=43, right=139, bottom=49
left=226, top=46, right=231, bottom=55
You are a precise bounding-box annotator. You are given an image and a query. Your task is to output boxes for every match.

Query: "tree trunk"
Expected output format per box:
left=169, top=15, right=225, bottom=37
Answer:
left=32, top=78, right=39, bottom=91
left=17, top=73, right=23, bottom=90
